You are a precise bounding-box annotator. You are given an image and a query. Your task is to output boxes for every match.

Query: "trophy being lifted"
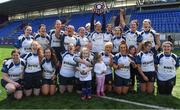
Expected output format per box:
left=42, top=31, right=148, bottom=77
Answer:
left=93, top=2, right=107, bottom=15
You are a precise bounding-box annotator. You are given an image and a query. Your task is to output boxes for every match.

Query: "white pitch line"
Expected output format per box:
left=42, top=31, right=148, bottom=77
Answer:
left=99, top=96, right=173, bottom=109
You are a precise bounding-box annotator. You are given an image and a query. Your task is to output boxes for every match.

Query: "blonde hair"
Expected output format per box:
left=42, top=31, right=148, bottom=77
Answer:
left=80, top=47, right=90, bottom=59
left=104, top=42, right=113, bottom=48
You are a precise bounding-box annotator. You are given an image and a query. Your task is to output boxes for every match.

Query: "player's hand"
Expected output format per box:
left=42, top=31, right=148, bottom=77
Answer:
left=51, top=75, right=56, bottom=80
left=143, top=76, right=149, bottom=82
left=13, top=82, right=21, bottom=88
left=84, top=61, right=92, bottom=67
left=120, top=8, right=125, bottom=13
left=118, top=64, right=124, bottom=68
left=130, top=61, right=136, bottom=68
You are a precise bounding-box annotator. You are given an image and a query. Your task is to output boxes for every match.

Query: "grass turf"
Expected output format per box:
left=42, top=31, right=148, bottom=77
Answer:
left=0, top=45, right=180, bottom=109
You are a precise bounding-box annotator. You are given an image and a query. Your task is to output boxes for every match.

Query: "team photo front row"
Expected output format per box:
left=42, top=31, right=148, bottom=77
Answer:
left=1, top=40, right=179, bottom=100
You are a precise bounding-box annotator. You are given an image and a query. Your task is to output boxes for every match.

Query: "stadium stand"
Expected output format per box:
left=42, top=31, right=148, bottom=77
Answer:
left=130, top=8, right=180, bottom=32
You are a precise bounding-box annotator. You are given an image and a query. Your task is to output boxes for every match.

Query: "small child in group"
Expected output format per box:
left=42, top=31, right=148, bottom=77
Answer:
left=76, top=47, right=93, bottom=100
left=94, top=53, right=107, bottom=96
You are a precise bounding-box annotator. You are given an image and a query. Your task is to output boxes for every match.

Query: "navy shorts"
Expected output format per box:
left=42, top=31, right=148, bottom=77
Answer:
left=139, top=71, right=156, bottom=83
left=157, top=77, right=176, bottom=95
left=157, top=77, right=176, bottom=87
left=58, top=74, right=74, bottom=85
left=23, top=71, right=42, bottom=90
left=42, top=78, right=57, bottom=85
left=105, top=74, right=113, bottom=85
left=1, top=79, right=23, bottom=91
left=114, top=74, right=131, bottom=87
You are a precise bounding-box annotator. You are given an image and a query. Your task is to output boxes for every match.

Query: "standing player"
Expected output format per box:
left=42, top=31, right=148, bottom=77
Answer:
left=120, top=9, right=143, bottom=52
left=113, top=41, right=132, bottom=95
left=136, top=41, right=156, bottom=94
left=104, top=24, right=113, bottom=43
left=15, top=25, right=34, bottom=56
left=59, top=43, right=77, bottom=94
left=35, top=24, right=50, bottom=50
left=89, top=9, right=106, bottom=53
left=23, top=41, right=43, bottom=96
left=63, top=25, right=81, bottom=52
left=140, top=19, right=161, bottom=56
left=41, top=47, right=58, bottom=96
left=49, top=20, right=65, bottom=63
left=1, top=49, right=25, bottom=100
left=156, top=41, right=179, bottom=95
left=85, top=23, right=91, bottom=39
left=112, top=27, right=126, bottom=55
left=77, top=27, right=90, bottom=50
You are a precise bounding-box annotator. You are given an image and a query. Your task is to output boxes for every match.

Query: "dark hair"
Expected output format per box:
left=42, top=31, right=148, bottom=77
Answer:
left=119, top=41, right=128, bottom=53
left=131, top=19, right=139, bottom=27
left=24, top=25, right=32, bottom=31
left=11, top=49, right=20, bottom=55
left=142, top=41, right=152, bottom=51
left=129, top=45, right=137, bottom=54
left=38, top=24, right=46, bottom=30
left=44, top=47, right=58, bottom=66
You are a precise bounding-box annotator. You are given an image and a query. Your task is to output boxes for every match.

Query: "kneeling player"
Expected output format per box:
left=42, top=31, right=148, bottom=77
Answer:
left=41, top=47, right=58, bottom=96
left=1, top=49, right=25, bottom=100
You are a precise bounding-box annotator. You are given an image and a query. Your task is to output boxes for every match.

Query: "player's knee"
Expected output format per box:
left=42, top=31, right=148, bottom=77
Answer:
left=6, top=84, right=16, bottom=93
left=33, top=89, right=40, bottom=96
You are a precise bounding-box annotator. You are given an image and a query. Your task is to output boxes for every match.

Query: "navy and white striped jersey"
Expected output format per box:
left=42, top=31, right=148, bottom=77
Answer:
left=60, top=52, right=77, bottom=77
left=89, top=31, right=104, bottom=53
left=113, top=53, right=131, bottom=79
left=23, top=53, right=41, bottom=73
left=103, top=32, right=113, bottom=43
left=1, top=58, right=25, bottom=81
left=34, top=34, right=50, bottom=49
left=63, top=35, right=81, bottom=51
left=78, top=59, right=92, bottom=81
left=74, top=52, right=94, bottom=78
left=124, top=30, right=142, bottom=48
left=156, top=53, right=179, bottom=81
left=49, top=29, right=64, bottom=48
left=41, top=58, right=56, bottom=79
left=15, top=34, right=34, bottom=55
left=140, top=29, right=157, bottom=47
left=112, top=36, right=126, bottom=53
left=101, top=52, right=113, bottom=75
left=78, top=36, right=89, bottom=49
left=136, top=51, right=155, bottom=72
